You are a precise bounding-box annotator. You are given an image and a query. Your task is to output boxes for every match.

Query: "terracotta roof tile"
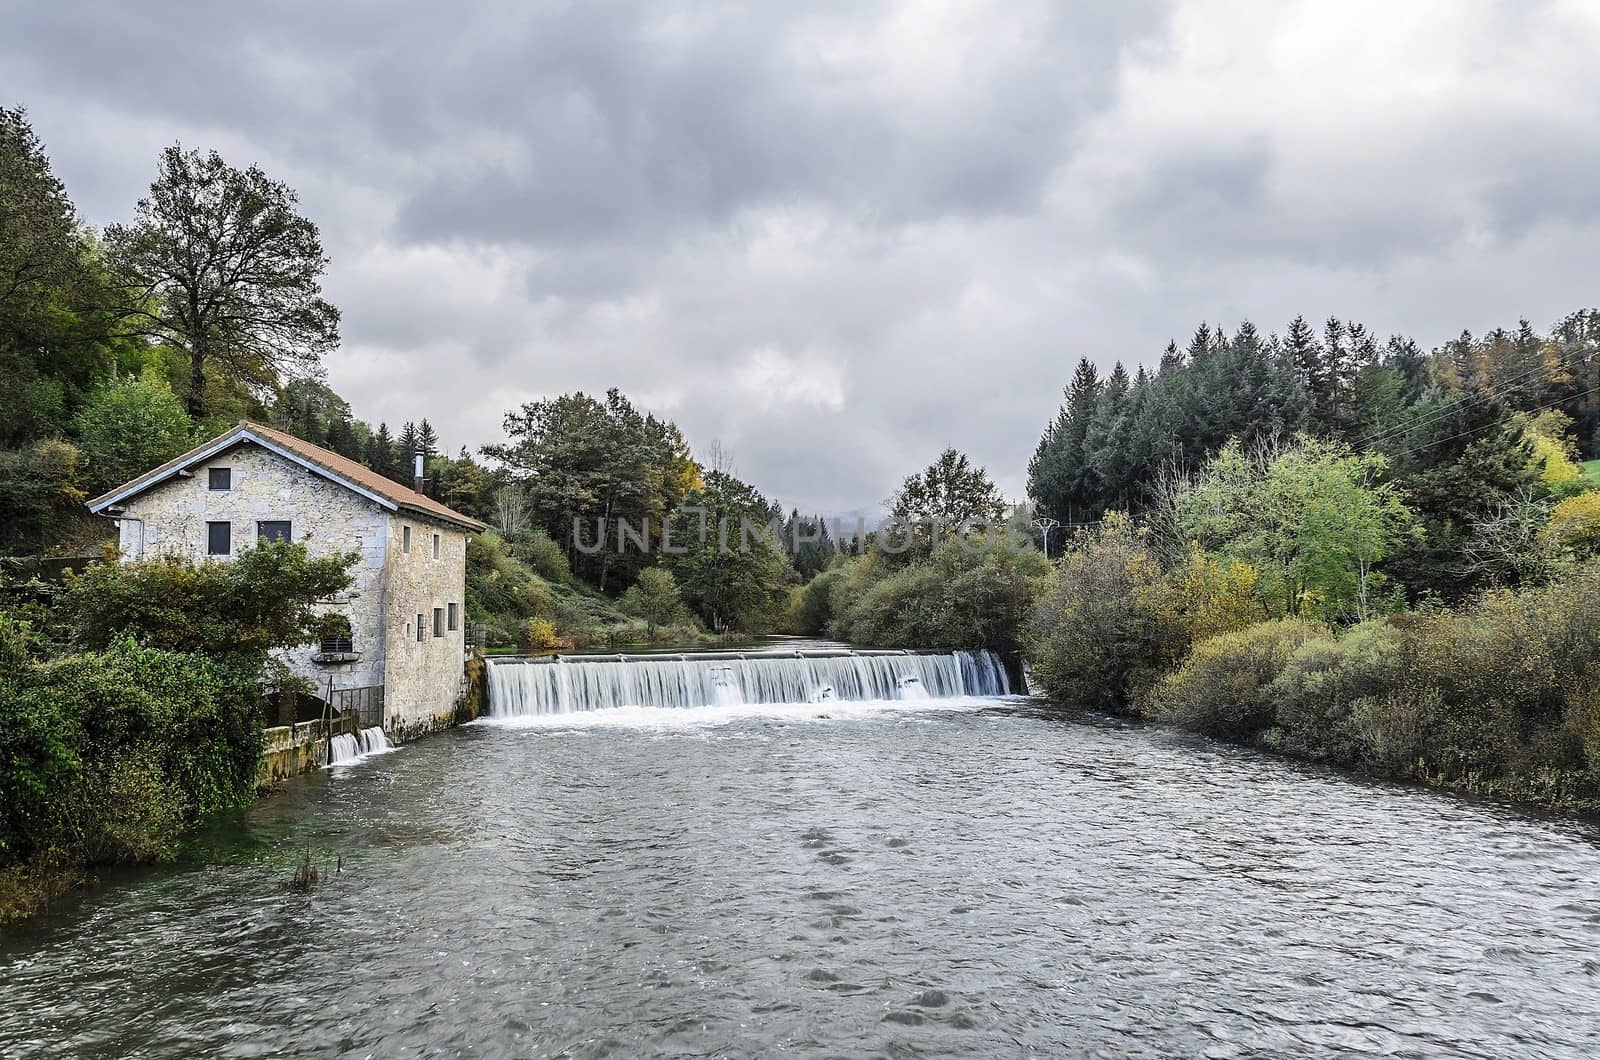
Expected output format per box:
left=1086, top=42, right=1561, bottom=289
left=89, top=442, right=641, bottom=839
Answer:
left=87, top=420, right=487, bottom=532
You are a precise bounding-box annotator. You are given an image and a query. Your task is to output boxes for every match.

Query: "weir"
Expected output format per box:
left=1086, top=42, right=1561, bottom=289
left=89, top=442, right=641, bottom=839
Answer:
left=485, top=648, right=1012, bottom=717
left=327, top=725, right=392, bottom=765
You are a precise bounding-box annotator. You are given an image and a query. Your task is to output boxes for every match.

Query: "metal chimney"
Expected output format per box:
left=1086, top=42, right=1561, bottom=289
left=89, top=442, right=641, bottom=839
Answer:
left=413, top=452, right=425, bottom=492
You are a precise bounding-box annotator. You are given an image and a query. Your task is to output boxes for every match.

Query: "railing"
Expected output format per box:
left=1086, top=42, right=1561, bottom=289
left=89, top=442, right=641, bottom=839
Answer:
left=328, top=683, right=384, bottom=730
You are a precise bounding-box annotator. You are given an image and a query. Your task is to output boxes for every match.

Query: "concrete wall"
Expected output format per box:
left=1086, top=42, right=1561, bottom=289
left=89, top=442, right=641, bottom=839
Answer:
left=381, top=513, right=470, bottom=735
left=257, top=723, right=330, bottom=787
left=111, top=440, right=390, bottom=695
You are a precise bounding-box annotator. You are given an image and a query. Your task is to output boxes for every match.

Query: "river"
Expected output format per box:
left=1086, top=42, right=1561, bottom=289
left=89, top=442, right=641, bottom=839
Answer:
left=3, top=698, right=1598, bottom=1057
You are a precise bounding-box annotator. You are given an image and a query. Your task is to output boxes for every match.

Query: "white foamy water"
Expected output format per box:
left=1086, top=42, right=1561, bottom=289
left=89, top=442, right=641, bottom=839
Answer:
left=475, top=694, right=1007, bottom=732
left=326, top=725, right=394, bottom=766
left=485, top=648, right=1010, bottom=720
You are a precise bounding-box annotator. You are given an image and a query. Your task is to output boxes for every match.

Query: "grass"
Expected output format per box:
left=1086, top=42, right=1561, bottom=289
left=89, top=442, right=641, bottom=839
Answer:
left=1583, top=459, right=1600, bottom=487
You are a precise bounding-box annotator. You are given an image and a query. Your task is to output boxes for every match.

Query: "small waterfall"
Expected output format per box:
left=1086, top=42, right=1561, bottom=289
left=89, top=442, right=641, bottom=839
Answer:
left=358, top=726, right=391, bottom=755
left=327, top=726, right=392, bottom=766
left=327, top=733, right=360, bottom=765
left=486, top=648, right=1012, bottom=718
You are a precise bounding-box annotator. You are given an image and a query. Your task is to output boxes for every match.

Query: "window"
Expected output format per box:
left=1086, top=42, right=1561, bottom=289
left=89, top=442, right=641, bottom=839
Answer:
left=447, top=602, right=459, bottom=631
left=209, top=467, right=231, bottom=491
left=403, top=525, right=412, bottom=553
left=319, top=615, right=354, bottom=655
left=432, top=533, right=441, bottom=559
left=207, top=521, right=231, bottom=555
left=433, top=607, right=444, bottom=637
left=416, top=613, right=425, bottom=642
left=257, top=520, right=292, bottom=544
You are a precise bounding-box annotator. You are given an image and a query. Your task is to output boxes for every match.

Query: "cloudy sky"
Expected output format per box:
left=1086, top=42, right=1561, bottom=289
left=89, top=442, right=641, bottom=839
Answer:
left=7, top=1, right=1600, bottom=512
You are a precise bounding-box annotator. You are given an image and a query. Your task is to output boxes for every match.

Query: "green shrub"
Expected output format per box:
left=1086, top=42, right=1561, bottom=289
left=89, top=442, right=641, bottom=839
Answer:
left=1024, top=514, right=1173, bottom=712
left=1351, top=687, right=1442, bottom=777
left=1148, top=618, right=1326, bottom=742
left=789, top=566, right=844, bottom=635
left=619, top=567, right=686, bottom=634
left=512, top=529, right=570, bottom=583
left=830, top=535, right=1048, bottom=653
left=0, top=643, right=263, bottom=868
left=1265, top=621, right=1406, bottom=764
left=60, top=540, right=355, bottom=657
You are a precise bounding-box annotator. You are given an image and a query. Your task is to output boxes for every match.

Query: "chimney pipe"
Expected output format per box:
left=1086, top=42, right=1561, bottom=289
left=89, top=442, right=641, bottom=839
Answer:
left=413, top=452, right=425, bottom=492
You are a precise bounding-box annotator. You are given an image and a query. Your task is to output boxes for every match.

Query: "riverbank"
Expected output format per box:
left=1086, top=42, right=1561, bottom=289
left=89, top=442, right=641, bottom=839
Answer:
left=1025, top=520, right=1600, bottom=817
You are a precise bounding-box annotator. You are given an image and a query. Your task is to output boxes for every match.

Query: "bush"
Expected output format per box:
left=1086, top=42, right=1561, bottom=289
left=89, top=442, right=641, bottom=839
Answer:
left=524, top=618, right=569, bottom=652
left=1351, top=687, right=1443, bottom=777
left=61, top=540, right=356, bottom=657
left=0, top=642, right=263, bottom=869
left=71, top=376, right=194, bottom=494
left=1024, top=514, right=1174, bottom=712
left=830, top=535, right=1049, bottom=654
left=1147, top=618, right=1326, bottom=742
left=620, top=567, right=686, bottom=634
left=512, top=529, right=570, bottom=583
left=1265, top=621, right=1407, bottom=764
left=1544, top=491, right=1600, bottom=558
left=788, top=566, right=844, bottom=635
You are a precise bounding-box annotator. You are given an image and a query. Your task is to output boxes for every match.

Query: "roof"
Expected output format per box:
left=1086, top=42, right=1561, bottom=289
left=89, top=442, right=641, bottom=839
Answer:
left=86, top=420, right=488, bottom=532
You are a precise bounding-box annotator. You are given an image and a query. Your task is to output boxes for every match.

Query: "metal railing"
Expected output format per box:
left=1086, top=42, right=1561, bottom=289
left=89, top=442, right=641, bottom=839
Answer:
left=328, top=683, right=384, bottom=730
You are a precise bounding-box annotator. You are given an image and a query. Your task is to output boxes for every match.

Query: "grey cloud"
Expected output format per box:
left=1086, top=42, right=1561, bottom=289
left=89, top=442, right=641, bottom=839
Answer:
left=5, top=0, right=1599, bottom=513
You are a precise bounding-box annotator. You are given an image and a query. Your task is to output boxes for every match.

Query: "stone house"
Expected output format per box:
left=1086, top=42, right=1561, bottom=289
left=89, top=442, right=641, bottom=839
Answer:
left=86, top=421, right=486, bottom=737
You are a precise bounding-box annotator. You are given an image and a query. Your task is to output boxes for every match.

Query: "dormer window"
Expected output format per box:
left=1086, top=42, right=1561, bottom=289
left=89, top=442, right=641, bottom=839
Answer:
left=209, top=467, right=231, bottom=491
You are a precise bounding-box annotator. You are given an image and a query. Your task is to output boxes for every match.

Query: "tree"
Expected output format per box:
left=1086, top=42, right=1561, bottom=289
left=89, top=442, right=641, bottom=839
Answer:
left=71, top=376, right=194, bottom=493
left=396, top=422, right=420, bottom=481
left=619, top=566, right=685, bottom=635
left=366, top=422, right=398, bottom=480
left=60, top=539, right=355, bottom=660
left=104, top=145, right=339, bottom=418
left=666, top=470, right=792, bottom=633
left=483, top=389, right=698, bottom=590
left=0, top=106, right=112, bottom=447
left=493, top=483, right=529, bottom=536
left=269, top=378, right=351, bottom=448
left=890, top=447, right=1007, bottom=549
left=1170, top=435, right=1417, bottom=621
left=416, top=419, right=440, bottom=460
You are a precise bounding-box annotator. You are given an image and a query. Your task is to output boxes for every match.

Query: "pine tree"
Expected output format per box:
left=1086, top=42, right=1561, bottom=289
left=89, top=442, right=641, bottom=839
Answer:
left=367, top=422, right=398, bottom=480
left=327, top=415, right=360, bottom=460
left=1284, top=315, right=1325, bottom=402
left=417, top=418, right=440, bottom=459
left=397, top=421, right=420, bottom=481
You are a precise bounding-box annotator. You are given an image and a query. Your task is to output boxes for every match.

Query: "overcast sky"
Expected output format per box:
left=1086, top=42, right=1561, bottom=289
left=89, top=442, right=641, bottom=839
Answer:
left=7, top=1, right=1600, bottom=512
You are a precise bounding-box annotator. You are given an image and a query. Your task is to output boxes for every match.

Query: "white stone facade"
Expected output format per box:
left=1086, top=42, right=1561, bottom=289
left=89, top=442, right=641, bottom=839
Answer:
left=103, top=438, right=471, bottom=734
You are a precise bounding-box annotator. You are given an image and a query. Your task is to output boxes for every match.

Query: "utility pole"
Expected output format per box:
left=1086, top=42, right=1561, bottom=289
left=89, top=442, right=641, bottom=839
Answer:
left=1032, top=516, right=1061, bottom=558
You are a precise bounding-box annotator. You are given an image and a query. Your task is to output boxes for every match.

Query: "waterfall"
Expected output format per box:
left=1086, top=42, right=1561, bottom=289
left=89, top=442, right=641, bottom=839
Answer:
left=328, top=733, right=360, bottom=765
left=485, top=648, right=1012, bottom=718
left=327, top=726, right=393, bottom=766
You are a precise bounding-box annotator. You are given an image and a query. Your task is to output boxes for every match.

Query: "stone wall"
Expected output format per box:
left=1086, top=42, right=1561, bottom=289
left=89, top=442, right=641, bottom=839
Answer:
left=256, top=723, right=329, bottom=787
left=381, top=513, right=470, bottom=733
left=111, top=441, right=390, bottom=694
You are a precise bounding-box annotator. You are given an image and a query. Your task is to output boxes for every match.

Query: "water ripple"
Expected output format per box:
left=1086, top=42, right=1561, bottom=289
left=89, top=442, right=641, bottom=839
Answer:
left=2, top=704, right=1599, bottom=1057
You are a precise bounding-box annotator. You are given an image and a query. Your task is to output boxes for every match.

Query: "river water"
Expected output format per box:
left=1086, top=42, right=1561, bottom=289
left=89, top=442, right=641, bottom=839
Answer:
left=3, top=699, right=1599, bottom=1058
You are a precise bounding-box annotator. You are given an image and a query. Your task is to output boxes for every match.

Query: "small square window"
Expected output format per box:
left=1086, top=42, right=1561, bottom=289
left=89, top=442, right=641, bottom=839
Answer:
left=257, top=520, right=292, bottom=543
left=416, top=613, right=425, bottom=642
left=207, top=521, right=230, bottom=555
left=447, top=602, right=459, bottom=631
left=209, top=467, right=231, bottom=491
left=432, top=533, right=441, bottom=559
left=403, top=525, right=412, bottom=553
left=433, top=607, right=444, bottom=637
